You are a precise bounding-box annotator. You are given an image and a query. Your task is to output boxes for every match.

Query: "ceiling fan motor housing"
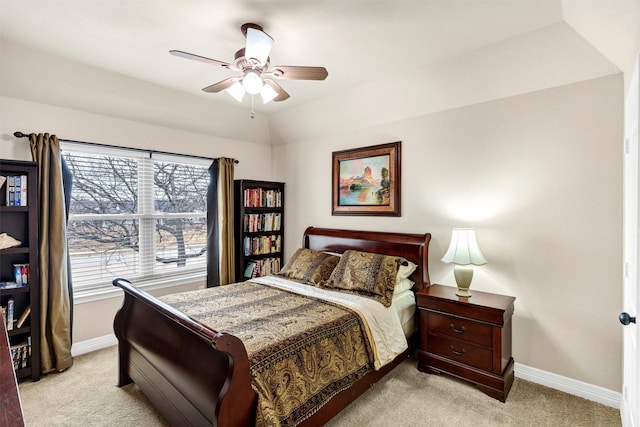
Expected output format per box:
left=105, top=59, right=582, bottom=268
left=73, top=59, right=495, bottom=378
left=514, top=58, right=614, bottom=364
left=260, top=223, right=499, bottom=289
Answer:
left=234, top=48, right=269, bottom=73
left=240, top=22, right=264, bottom=37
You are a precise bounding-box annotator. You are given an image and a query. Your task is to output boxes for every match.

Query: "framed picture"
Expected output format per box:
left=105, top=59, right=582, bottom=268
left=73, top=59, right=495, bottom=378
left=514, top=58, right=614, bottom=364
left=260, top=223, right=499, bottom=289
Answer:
left=332, top=141, right=401, bottom=216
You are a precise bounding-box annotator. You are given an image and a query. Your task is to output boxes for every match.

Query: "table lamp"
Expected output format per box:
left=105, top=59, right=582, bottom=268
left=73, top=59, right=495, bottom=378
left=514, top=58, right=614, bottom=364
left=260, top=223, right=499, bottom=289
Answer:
left=441, top=228, right=487, bottom=297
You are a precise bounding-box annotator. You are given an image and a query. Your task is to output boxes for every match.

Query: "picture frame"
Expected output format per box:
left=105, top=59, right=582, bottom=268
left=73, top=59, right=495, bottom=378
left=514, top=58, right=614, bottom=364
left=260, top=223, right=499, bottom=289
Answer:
left=332, top=141, right=401, bottom=216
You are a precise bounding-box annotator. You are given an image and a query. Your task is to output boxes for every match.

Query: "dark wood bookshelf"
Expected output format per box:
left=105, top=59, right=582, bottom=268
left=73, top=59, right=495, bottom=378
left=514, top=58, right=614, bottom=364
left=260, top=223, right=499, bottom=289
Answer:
left=234, top=179, right=285, bottom=280
left=0, top=159, right=40, bottom=382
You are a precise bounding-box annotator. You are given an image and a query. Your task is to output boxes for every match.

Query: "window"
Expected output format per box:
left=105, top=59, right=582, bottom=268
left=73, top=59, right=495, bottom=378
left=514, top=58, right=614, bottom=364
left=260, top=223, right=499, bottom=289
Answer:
left=62, top=144, right=211, bottom=294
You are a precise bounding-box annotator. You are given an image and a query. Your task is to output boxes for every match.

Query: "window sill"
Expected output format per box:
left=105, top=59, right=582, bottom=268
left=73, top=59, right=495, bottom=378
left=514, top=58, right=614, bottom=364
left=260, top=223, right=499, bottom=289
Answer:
left=73, top=273, right=207, bottom=304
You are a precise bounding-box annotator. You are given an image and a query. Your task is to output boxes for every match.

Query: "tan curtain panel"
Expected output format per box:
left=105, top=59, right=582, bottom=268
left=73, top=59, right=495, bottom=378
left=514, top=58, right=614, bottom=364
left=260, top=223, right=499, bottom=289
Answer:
left=207, top=157, right=235, bottom=287
left=29, top=133, right=73, bottom=373
left=217, top=157, right=235, bottom=285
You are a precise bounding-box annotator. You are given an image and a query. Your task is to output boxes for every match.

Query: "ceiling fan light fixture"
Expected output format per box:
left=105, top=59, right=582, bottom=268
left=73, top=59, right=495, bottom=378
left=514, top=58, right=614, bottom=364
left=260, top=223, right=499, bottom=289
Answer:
left=226, top=81, right=245, bottom=102
left=242, top=70, right=264, bottom=95
left=260, top=83, right=278, bottom=104
left=245, top=27, right=273, bottom=66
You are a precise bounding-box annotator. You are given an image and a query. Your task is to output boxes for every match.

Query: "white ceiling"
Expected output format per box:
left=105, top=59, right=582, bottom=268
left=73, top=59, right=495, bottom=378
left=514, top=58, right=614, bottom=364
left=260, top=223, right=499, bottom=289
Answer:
left=0, top=0, right=571, bottom=115
left=1, top=0, right=638, bottom=147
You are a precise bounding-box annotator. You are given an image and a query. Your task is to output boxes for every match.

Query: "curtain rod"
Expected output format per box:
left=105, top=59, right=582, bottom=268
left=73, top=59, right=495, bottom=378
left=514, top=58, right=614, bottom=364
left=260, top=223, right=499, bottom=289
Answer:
left=13, top=131, right=239, bottom=164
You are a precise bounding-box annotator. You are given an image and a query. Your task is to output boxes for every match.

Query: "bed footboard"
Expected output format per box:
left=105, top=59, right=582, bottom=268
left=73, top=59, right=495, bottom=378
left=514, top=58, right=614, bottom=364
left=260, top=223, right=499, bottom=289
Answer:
left=113, top=278, right=257, bottom=427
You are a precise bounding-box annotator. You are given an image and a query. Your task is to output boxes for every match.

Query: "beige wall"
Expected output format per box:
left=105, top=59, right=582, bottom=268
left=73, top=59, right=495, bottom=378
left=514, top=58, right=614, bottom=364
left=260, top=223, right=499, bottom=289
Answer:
left=272, top=74, right=624, bottom=391
left=0, top=96, right=274, bottom=169
left=72, top=281, right=204, bottom=343
left=562, top=0, right=640, bottom=92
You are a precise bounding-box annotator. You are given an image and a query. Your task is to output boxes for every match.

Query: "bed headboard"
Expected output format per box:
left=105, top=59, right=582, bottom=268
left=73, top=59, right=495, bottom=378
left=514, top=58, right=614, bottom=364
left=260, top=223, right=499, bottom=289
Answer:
left=302, top=226, right=431, bottom=290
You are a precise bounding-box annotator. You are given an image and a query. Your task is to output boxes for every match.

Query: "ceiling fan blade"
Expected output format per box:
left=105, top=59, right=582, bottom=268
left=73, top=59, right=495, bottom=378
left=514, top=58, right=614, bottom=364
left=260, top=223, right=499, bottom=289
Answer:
left=263, top=79, right=290, bottom=102
left=244, top=26, right=273, bottom=66
left=170, top=50, right=234, bottom=69
left=202, top=77, right=241, bottom=93
left=266, top=66, right=328, bottom=81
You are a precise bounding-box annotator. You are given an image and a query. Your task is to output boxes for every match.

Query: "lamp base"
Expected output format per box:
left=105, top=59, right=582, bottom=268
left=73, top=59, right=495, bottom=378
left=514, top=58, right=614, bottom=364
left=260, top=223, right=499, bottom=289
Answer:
left=453, top=265, right=474, bottom=298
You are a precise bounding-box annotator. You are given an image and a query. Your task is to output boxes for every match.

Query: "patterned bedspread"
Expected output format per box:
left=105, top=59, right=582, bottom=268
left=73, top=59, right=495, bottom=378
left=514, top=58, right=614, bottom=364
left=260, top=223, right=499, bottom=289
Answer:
left=160, top=280, right=376, bottom=427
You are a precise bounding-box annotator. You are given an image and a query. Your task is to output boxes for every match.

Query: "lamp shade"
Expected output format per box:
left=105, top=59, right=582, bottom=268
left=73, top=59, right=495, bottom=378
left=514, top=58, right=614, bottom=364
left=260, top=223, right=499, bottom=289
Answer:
left=245, top=27, right=273, bottom=66
left=260, top=83, right=278, bottom=104
left=441, top=228, right=487, bottom=265
left=226, top=81, right=246, bottom=102
left=242, top=70, right=264, bottom=95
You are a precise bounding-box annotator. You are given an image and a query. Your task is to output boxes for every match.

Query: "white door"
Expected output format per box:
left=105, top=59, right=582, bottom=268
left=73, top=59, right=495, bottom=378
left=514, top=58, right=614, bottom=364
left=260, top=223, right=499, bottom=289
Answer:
left=622, top=55, right=640, bottom=427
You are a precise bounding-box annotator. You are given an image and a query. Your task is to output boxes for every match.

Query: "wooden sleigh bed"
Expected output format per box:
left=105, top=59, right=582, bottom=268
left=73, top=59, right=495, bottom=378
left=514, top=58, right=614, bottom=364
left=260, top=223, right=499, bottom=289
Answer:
left=112, top=227, right=431, bottom=426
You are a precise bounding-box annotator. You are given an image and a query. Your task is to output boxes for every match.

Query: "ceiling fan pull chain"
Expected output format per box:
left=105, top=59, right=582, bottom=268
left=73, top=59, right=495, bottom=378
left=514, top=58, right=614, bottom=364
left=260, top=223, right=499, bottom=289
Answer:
left=250, top=95, right=255, bottom=119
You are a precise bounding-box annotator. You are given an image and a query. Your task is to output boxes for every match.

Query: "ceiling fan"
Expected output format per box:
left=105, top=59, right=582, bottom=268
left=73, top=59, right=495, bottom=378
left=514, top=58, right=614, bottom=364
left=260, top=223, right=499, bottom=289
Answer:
left=170, top=23, right=328, bottom=108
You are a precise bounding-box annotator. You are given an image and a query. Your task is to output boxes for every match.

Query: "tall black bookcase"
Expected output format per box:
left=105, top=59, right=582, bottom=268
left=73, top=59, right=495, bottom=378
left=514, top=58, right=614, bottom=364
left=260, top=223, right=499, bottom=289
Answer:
left=234, top=180, right=285, bottom=280
left=0, top=159, right=40, bottom=381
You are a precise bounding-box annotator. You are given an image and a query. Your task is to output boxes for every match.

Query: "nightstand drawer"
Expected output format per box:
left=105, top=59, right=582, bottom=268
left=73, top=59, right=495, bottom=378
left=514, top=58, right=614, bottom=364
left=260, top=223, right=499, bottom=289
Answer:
left=417, top=285, right=516, bottom=402
left=427, top=311, right=492, bottom=346
left=428, top=335, right=493, bottom=371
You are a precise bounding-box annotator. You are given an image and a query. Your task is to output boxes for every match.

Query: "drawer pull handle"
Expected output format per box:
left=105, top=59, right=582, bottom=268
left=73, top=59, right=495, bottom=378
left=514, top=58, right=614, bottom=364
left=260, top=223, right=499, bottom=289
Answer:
left=450, top=345, right=466, bottom=356
left=450, top=323, right=466, bottom=334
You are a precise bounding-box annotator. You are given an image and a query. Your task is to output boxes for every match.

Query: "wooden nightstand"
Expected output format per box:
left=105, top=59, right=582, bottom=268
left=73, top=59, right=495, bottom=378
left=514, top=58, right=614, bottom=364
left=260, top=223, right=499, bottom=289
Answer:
left=417, top=284, right=516, bottom=402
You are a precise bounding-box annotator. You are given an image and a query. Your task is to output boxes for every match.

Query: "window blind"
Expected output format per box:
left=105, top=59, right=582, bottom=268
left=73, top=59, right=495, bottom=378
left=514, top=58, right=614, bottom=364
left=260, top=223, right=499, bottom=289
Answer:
left=62, top=143, right=210, bottom=291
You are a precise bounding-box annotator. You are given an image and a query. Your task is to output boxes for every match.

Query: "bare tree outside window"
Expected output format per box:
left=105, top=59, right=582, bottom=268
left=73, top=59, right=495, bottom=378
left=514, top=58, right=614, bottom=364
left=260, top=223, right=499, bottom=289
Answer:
left=154, top=161, right=208, bottom=267
left=64, top=151, right=209, bottom=289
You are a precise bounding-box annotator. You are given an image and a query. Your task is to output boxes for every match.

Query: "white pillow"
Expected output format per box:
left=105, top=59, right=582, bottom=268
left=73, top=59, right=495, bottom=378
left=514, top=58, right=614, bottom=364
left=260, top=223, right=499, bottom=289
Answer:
left=392, top=288, right=415, bottom=301
left=322, top=251, right=343, bottom=257
left=397, top=261, right=417, bottom=280
left=393, top=260, right=417, bottom=295
left=394, top=277, right=415, bottom=294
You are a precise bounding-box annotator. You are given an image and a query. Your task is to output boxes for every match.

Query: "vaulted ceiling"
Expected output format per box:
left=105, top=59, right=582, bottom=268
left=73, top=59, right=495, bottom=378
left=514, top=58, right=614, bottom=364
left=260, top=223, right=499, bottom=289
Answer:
left=1, top=1, right=638, bottom=144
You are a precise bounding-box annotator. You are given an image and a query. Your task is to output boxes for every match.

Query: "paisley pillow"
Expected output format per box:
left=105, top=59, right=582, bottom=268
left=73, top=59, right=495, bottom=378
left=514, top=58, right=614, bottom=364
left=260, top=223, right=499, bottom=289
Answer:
left=277, top=248, right=340, bottom=285
left=323, top=249, right=405, bottom=307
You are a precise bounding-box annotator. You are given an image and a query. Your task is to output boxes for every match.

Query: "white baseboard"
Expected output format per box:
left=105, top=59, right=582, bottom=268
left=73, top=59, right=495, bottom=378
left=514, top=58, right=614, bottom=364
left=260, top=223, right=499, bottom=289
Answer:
left=515, top=362, right=621, bottom=409
left=71, top=334, right=117, bottom=356
left=70, top=335, right=622, bottom=410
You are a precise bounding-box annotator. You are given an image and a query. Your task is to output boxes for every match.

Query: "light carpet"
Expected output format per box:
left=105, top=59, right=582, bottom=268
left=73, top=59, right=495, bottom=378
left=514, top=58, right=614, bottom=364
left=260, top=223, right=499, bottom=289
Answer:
left=18, top=346, right=621, bottom=426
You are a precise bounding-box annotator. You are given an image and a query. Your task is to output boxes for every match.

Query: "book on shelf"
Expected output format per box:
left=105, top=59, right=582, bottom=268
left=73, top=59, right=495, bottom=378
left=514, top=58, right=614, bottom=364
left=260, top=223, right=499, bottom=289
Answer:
left=13, top=263, right=29, bottom=286
left=243, top=188, right=282, bottom=208
left=0, top=282, right=20, bottom=289
left=243, top=235, right=282, bottom=256
left=4, top=174, right=28, bottom=206
left=243, top=213, right=282, bottom=232
left=6, top=298, right=14, bottom=330
left=261, top=257, right=281, bottom=276
left=16, top=305, right=30, bottom=329
left=244, top=261, right=258, bottom=278
left=7, top=175, right=14, bottom=205
left=244, top=257, right=281, bottom=278
left=14, top=175, right=21, bottom=206
left=20, top=175, right=27, bottom=206
left=10, top=339, right=31, bottom=370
